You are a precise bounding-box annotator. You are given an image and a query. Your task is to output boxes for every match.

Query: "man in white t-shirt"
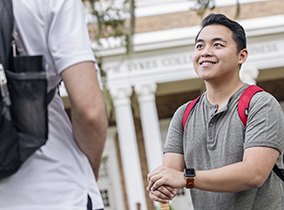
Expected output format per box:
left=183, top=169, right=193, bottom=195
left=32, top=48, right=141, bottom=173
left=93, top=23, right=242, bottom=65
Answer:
left=0, top=1, right=108, bottom=210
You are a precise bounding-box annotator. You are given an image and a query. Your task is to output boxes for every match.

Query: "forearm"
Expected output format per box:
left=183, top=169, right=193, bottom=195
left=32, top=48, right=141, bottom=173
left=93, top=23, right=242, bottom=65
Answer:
left=149, top=147, right=278, bottom=193
left=195, top=147, right=279, bottom=192
left=149, top=161, right=268, bottom=194
left=148, top=155, right=267, bottom=200
left=72, top=104, right=108, bottom=179
left=195, top=162, right=265, bottom=192
left=61, top=61, right=108, bottom=180
left=163, top=152, right=185, bottom=170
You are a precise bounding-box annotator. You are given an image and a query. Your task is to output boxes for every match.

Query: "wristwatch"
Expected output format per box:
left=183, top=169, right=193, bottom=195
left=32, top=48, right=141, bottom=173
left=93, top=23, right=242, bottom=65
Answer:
left=184, top=168, right=196, bottom=189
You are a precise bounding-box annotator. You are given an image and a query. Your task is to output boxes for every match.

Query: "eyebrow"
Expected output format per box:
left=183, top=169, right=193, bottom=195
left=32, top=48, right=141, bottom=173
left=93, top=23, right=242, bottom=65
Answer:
left=195, top=37, right=228, bottom=44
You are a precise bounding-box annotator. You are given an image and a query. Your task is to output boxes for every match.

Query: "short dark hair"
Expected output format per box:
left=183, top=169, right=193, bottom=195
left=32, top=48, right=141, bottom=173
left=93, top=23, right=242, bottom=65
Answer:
left=195, top=14, right=246, bottom=52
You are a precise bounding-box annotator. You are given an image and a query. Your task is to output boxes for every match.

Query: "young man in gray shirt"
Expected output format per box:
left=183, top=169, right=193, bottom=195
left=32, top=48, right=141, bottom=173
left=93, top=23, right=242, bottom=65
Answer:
left=147, top=14, right=284, bottom=210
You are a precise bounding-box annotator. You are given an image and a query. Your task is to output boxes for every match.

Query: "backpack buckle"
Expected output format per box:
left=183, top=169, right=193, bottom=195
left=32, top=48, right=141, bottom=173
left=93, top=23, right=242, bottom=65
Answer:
left=0, top=64, right=11, bottom=106
left=0, top=64, right=7, bottom=85
left=244, top=108, right=249, bottom=117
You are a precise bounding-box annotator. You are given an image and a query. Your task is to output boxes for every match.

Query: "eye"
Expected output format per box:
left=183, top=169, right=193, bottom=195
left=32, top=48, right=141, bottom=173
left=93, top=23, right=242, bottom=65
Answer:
left=214, top=43, right=223, bottom=47
left=196, top=44, right=203, bottom=49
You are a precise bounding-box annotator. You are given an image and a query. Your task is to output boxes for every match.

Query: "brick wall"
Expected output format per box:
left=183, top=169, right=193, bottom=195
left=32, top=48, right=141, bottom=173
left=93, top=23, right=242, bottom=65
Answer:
left=88, top=0, right=284, bottom=41
left=134, top=0, right=284, bottom=33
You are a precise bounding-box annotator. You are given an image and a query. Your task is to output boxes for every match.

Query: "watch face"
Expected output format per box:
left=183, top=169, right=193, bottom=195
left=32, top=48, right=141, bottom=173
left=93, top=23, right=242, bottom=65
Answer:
left=184, top=168, right=195, bottom=177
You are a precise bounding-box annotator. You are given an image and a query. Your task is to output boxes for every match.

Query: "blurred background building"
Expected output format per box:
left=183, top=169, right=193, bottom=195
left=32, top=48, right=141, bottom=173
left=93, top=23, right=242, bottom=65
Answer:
left=61, top=0, right=284, bottom=209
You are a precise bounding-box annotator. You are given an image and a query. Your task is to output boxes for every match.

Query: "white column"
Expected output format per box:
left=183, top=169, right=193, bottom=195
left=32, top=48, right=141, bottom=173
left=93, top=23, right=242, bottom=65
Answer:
left=97, top=127, right=126, bottom=210
left=134, top=83, right=164, bottom=173
left=240, top=67, right=259, bottom=85
left=109, top=86, right=147, bottom=210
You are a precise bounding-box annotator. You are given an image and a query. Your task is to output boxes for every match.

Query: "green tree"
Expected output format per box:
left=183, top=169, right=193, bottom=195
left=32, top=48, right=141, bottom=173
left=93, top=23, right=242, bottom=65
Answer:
left=191, top=0, right=240, bottom=19
left=82, top=0, right=136, bottom=121
left=82, top=0, right=241, bottom=121
left=83, top=0, right=135, bottom=55
left=83, top=0, right=241, bottom=56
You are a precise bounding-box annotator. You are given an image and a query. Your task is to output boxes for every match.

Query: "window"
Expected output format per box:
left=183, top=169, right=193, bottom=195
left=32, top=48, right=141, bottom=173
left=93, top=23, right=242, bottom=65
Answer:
left=176, top=188, right=185, bottom=196
left=99, top=157, right=109, bottom=179
left=100, top=189, right=110, bottom=207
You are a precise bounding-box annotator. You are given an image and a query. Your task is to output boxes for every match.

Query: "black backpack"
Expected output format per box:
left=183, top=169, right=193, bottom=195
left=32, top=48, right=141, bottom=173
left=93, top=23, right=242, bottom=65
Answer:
left=0, top=0, right=55, bottom=179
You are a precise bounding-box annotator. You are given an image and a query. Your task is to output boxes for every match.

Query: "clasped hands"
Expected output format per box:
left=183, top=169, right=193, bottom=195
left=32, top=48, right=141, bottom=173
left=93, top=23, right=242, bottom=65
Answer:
left=146, top=165, right=187, bottom=203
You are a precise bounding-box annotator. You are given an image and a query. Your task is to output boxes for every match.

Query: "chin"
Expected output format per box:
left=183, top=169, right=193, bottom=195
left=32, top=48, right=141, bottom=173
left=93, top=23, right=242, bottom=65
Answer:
left=198, top=74, right=212, bottom=81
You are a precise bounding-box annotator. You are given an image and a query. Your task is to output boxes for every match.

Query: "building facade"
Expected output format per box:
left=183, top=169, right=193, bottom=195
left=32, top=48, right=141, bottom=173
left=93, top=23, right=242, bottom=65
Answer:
left=61, top=0, right=284, bottom=209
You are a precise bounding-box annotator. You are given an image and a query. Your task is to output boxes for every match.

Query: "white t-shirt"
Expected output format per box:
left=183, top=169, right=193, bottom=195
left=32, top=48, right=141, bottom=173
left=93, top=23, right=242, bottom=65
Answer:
left=0, top=0, right=104, bottom=209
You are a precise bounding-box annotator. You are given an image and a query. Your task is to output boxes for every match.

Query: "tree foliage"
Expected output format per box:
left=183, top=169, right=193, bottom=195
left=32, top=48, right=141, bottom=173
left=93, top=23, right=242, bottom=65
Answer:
left=191, top=0, right=240, bottom=19
left=191, top=0, right=216, bottom=19
left=83, top=0, right=135, bottom=54
left=82, top=0, right=241, bottom=121
left=84, top=0, right=240, bottom=54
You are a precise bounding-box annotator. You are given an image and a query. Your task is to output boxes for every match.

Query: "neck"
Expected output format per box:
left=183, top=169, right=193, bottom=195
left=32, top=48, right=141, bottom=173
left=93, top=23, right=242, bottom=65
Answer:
left=205, top=78, right=244, bottom=110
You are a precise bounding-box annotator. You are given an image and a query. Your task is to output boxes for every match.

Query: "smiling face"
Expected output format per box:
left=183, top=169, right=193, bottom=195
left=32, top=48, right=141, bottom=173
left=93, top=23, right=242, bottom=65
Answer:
left=193, top=24, right=247, bottom=84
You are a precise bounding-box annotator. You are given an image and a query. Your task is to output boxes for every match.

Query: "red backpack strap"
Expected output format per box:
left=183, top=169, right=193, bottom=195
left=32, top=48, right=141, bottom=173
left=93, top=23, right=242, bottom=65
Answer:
left=238, top=85, right=264, bottom=127
left=182, top=95, right=201, bottom=130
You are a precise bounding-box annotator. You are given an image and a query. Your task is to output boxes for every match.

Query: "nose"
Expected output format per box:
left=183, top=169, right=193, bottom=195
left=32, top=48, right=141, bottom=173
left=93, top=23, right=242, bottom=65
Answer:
left=201, top=46, right=213, bottom=57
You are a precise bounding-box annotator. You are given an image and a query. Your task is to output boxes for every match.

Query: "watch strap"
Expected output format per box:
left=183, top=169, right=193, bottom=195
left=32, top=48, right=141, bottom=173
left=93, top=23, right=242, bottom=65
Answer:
left=186, top=177, right=195, bottom=188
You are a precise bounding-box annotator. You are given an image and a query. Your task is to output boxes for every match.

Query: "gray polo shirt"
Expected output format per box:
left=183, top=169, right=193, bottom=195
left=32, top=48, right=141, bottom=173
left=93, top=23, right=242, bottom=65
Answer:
left=164, top=84, right=284, bottom=210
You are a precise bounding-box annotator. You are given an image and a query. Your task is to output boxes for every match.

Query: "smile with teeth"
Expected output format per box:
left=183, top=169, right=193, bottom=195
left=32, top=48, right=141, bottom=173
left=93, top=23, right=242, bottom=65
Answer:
left=200, top=61, right=216, bottom=65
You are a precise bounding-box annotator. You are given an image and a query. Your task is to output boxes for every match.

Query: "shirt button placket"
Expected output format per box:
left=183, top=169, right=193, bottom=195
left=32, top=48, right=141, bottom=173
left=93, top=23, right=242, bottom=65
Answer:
left=208, top=106, right=218, bottom=145
left=208, top=117, right=215, bottom=144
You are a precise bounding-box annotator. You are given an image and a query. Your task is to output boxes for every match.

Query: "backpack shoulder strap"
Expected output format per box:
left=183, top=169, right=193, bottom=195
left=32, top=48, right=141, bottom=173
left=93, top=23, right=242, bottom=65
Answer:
left=182, top=95, right=201, bottom=130
left=0, top=0, right=14, bottom=69
left=238, top=86, right=284, bottom=182
left=46, top=87, right=57, bottom=104
left=238, top=85, right=264, bottom=127
left=273, top=165, right=284, bottom=182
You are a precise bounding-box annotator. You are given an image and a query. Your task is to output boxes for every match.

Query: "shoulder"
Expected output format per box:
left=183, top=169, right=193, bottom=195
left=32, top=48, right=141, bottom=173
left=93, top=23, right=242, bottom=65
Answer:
left=175, top=93, right=207, bottom=118
left=250, top=90, right=281, bottom=109
left=173, top=99, right=197, bottom=121
left=167, top=103, right=189, bottom=129
left=248, top=90, right=284, bottom=123
left=176, top=102, right=190, bottom=115
left=46, top=0, right=85, bottom=19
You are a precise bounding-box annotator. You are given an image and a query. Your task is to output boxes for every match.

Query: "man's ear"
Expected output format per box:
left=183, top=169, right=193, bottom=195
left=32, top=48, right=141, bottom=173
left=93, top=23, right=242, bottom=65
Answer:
left=238, top=48, right=248, bottom=65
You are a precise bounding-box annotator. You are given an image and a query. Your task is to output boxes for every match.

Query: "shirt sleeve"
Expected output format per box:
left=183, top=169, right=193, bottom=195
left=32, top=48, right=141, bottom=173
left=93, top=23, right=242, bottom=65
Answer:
left=163, top=102, right=189, bottom=154
left=244, top=91, right=284, bottom=155
left=47, top=0, right=96, bottom=74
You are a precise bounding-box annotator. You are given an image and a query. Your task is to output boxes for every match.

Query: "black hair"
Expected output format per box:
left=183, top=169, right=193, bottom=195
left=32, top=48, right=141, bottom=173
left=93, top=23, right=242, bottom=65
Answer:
left=195, top=14, right=246, bottom=53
